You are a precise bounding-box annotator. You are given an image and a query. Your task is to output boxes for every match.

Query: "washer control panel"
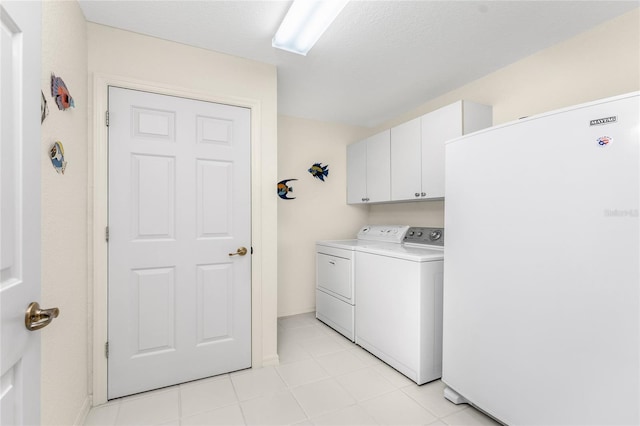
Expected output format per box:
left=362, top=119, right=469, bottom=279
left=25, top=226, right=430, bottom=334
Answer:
left=404, top=227, right=445, bottom=247
left=357, top=225, right=410, bottom=243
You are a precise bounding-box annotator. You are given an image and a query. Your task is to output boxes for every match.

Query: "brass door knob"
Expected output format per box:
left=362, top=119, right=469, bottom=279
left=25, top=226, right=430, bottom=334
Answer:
left=228, top=247, right=248, bottom=257
left=25, top=302, right=60, bottom=331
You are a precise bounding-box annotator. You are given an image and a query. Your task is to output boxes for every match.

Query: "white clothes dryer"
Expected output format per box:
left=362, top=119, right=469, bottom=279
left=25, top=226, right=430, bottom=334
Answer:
left=315, top=225, right=409, bottom=341
left=355, top=227, right=445, bottom=384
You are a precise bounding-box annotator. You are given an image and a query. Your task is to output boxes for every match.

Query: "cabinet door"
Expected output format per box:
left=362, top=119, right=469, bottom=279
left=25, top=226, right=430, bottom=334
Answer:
left=391, top=117, right=422, bottom=201
left=366, top=130, right=391, bottom=203
left=421, top=102, right=462, bottom=199
left=347, top=139, right=367, bottom=204
left=462, top=101, right=493, bottom=135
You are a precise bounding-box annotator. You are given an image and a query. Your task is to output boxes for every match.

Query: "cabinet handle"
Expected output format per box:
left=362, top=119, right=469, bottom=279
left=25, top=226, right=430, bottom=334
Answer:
left=421, top=192, right=426, bottom=197
left=415, top=193, right=420, bottom=197
left=361, top=197, right=365, bottom=202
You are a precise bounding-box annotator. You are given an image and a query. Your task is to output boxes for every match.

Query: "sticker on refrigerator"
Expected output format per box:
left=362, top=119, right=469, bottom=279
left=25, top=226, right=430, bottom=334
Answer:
left=597, top=136, right=612, bottom=146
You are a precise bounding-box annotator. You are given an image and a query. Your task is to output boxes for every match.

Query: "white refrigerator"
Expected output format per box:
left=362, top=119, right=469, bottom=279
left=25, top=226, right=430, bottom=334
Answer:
left=443, top=92, right=639, bottom=425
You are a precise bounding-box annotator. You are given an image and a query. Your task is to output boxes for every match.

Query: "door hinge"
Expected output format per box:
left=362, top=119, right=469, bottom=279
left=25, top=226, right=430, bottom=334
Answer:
left=105, top=226, right=109, bottom=242
left=105, top=341, right=109, bottom=358
left=105, top=110, right=110, bottom=127
left=251, top=246, right=253, bottom=255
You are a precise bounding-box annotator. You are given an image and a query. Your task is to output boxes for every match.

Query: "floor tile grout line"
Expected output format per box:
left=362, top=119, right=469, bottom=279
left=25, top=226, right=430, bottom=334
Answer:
left=398, top=382, right=470, bottom=420
left=275, top=356, right=333, bottom=388
left=179, top=376, right=241, bottom=420
left=279, top=362, right=343, bottom=422
left=177, top=383, right=182, bottom=423
left=286, top=386, right=314, bottom=422
left=228, top=370, right=249, bottom=425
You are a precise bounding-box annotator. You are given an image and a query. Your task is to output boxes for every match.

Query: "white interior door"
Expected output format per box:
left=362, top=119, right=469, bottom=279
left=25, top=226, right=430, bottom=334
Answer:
left=0, top=2, right=42, bottom=425
left=107, top=87, right=251, bottom=399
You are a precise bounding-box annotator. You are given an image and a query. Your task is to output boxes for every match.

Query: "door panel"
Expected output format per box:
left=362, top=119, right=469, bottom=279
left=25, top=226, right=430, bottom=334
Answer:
left=108, top=87, right=251, bottom=399
left=197, top=160, right=231, bottom=237
left=0, top=2, right=41, bottom=425
left=196, top=264, right=232, bottom=343
left=132, top=267, right=176, bottom=355
left=132, top=154, right=176, bottom=239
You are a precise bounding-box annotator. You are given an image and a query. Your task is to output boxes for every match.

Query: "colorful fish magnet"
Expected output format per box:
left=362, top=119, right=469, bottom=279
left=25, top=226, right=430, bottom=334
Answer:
left=277, top=179, right=297, bottom=200
left=308, top=163, right=329, bottom=181
left=41, top=91, right=49, bottom=123
left=50, top=73, right=75, bottom=111
left=50, top=141, right=67, bottom=174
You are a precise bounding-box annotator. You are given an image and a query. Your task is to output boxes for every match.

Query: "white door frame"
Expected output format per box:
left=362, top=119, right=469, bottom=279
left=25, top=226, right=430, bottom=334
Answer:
left=90, top=73, right=267, bottom=405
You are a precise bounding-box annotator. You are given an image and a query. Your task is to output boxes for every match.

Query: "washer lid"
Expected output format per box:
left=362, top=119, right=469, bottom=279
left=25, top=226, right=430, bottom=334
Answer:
left=317, top=239, right=407, bottom=251
left=316, top=239, right=360, bottom=250
left=356, top=244, right=444, bottom=261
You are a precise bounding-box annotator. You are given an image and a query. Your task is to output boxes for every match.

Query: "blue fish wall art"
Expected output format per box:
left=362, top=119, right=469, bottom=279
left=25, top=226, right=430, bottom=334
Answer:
left=50, top=141, right=67, bottom=174
left=308, top=163, right=329, bottom=181
left=277, top=179, right=297, bottom=200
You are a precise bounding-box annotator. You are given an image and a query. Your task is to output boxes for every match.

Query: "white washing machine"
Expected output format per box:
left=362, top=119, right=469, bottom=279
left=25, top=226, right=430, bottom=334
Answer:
left=315, top=225, right=410, bottom=341
left=355, top=227, right=444, bottom=385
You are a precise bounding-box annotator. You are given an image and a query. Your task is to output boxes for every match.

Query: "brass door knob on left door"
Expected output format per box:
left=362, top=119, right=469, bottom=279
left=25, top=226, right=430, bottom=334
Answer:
left=228, top=247, right=248, bottom=256
left=25, top=302, right=60, bottom=331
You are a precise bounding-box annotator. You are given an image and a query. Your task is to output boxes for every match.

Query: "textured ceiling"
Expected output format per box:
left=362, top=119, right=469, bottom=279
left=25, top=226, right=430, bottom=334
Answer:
left=78, top=1, right=638, bottom=128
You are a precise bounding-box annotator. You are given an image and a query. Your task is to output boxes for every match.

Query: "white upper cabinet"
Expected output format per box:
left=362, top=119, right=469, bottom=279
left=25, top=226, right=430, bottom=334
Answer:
left=420, top=102, right=462, bottom=200
left=347, top=139, right=367, bottom=204
left=347, top=130, right=391, bottom=204
left=391, top=117, right=422, bottom=200
left=392, top=100, right=492, bottom=201
left=348, top=100, right=491, bottom=204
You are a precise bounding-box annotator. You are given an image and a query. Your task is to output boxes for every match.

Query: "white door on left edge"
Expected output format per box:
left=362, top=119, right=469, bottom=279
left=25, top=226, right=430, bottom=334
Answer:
left=107, top=87, right=251, bottom=399
left=1, top=2, right=42, bottom=425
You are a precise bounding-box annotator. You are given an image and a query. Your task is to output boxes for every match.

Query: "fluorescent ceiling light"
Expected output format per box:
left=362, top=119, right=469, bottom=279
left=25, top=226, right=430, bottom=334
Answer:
left=273, top=0, right=348, bottom=56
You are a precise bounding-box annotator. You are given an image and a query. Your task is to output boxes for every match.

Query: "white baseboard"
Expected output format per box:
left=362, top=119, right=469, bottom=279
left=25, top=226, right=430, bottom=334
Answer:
left=277, top=307, right=316, bottom=318
left=261, top=354, right=280, bottom=367
left=73, top=395, right=92, bottom=426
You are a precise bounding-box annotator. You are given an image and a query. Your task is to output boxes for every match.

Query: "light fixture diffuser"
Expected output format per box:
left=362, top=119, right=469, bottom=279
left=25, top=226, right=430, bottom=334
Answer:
left=272, top=0, right=348, bottom=56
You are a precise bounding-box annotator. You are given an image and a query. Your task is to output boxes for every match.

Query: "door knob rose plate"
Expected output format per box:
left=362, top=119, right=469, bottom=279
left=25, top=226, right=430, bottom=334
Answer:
left=229, top=247, right=248, bottom=256
left=25, top=302, right=60, bottom=331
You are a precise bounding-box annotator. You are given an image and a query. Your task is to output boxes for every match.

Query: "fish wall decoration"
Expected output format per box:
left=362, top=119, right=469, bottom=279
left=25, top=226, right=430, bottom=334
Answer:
left=51, top=73, right=75, bottom=111
left=277, top=179, right=297, bottom=200
left=308, top=163, right=329, bottom=181
left=50, top=141, right=67, bottom=174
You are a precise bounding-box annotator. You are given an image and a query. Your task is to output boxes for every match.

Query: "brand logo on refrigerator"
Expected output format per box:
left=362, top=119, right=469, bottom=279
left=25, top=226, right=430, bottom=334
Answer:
left=589, top=116, right=617, bottom=126
left=597, top=136, right=612, bottom=146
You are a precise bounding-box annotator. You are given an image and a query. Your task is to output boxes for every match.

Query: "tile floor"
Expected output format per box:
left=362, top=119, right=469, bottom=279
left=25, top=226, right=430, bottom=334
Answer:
left=84, top=312, right=499, bottom=425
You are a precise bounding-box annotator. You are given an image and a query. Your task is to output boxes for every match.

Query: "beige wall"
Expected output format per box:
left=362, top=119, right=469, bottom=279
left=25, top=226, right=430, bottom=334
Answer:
left=277, top=116, right=369, bottom=316
left=86, top=23, right=279, bottom=398
left=277, top=7, right=640, bottom=316
left=41, top=1, right=90, bottom=425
